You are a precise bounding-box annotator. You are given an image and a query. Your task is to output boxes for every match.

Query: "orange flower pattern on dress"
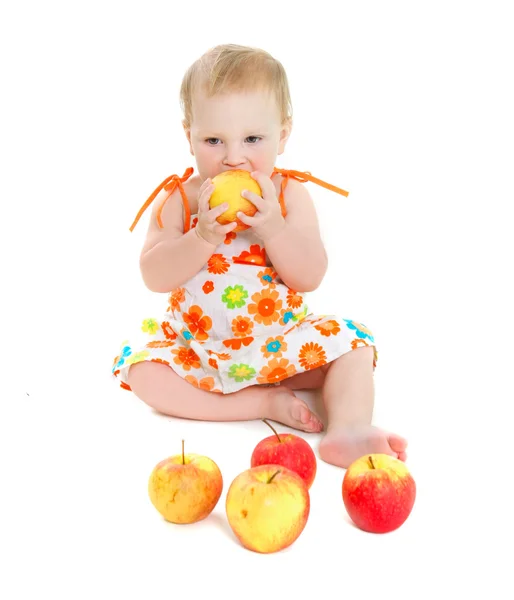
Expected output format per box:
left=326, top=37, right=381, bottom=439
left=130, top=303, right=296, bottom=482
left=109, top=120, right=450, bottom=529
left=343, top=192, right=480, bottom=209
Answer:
left=233, top=244, right=266, bottom=266
left=283, top=320, right=304, bottom=336
left=167, top=288, right=185, bottom=312
left=351, top=339, right=370, bottom=350
left=208, top=350, right=231, bottom=361
left=113, top=173, right=377, bottom=395
left=261, top=335, right=287, bottom=358
left=248, top=288, right=282, bottom=326
left=231, top=315, right=254, bottom=338
left=146, top=340, right=175, bottom=348
left=302, top=315, right=325, bottom=326
left=150, top=358, right=171, bottom=367
left=286, top=289, right=303, bottom=309
left=298, top=342, right=327, bottom=370
left=257, top=267, right=278, bottom=288
left=171, top=347, right=200, bottom=371
left=185, top=375, right=222, bottom=393
left=315, top=319, right=341, bottom=337
left=161, top=322, right=178, bottom=340
left=257, top=357, right=297, bottom=385
left=223, top=337, right=254, bottom=350
left=183, top=305, right=212, bottom=341
left=224, top=231, right=237, bottom=245
left=208, top=254, right=230, bottom=275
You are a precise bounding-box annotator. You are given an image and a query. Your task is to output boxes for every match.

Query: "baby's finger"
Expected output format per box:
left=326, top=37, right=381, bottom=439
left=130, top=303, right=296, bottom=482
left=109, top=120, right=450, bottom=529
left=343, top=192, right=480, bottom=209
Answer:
left=242, top=189, right=266, bottom=211
left=199, top=178, right=212, bottom=193
left=198, top=185, right=214, bottom=213
left=197, top=182, right=210, bottom=206
left=208, top=202, right=229, bottom=223
left=236, top=211, right=256, bottom=226
left=251, top=171, right=274, bottom=199
left=217, top=221, right=238, bottom=234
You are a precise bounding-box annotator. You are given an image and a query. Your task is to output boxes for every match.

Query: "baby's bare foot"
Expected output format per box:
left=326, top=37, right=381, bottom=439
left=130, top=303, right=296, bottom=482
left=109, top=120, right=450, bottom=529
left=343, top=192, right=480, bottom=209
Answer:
left=319, top=425, right=408, bottom=469
left=266, top=386, right=324, bottom=433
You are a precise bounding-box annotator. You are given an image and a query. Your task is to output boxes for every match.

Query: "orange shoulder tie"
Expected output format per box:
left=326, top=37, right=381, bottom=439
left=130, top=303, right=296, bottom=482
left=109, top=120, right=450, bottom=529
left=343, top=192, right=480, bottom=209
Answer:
left=271, top=167, right=349, bottom=217
left=129, top=167, right=195, bottom=232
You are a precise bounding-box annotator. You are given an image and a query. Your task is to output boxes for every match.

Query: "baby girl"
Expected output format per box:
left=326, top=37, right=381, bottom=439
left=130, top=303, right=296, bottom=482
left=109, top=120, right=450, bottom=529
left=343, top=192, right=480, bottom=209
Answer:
left=112, top=43, right=408, bottom=468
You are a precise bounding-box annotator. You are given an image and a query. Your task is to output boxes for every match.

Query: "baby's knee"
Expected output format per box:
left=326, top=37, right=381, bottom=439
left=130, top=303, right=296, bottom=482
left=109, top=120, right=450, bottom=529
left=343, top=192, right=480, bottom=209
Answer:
left=127, top=360, right=170, bottom=396
left=338, top=345, right=375, bottom=365
left=354, top=345, right=375, bottom=357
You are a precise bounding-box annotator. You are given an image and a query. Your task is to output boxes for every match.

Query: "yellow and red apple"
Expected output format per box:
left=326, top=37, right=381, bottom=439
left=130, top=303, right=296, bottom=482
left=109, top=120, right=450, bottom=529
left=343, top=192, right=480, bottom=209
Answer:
left=225, top=465, right=310, bottom=553
left=209, top=169, right=261, bottom=231
left=250, top=419, right=317, bottom=489
left=148, top=441, right=223, bottom=524
left=342, top=453, right=416, bottom=533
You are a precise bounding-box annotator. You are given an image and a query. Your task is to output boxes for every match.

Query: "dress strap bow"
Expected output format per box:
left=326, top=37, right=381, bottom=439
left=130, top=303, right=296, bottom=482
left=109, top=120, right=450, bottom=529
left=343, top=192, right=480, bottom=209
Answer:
left=129, top=166, right=349, bottom=231
left=129, top=167, right=194, bottom=232
left=271, top=167, right=349, bottom=217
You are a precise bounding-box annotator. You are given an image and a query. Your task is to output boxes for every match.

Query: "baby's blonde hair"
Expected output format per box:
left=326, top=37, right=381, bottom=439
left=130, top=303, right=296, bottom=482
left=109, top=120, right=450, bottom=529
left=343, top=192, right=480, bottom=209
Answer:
left=180, top=44, right=293, bottom=128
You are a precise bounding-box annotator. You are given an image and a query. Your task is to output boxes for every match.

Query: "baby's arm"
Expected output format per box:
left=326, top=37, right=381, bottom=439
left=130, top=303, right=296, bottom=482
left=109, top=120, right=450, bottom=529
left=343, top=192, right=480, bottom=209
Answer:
left=139, top=183, right=232, bottom=293
left=264, top=179, right=328, bottom=292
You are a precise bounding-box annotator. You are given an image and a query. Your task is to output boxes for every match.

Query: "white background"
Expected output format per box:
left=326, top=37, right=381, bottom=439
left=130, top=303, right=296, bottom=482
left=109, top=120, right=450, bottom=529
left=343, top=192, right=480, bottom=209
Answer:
left=1, top=1, right=512, bottom=598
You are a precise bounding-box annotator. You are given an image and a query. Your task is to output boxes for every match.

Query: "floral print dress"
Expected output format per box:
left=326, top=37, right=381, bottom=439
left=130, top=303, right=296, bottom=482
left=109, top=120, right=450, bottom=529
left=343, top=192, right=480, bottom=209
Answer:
left=112, top=167, right=377, bottom=394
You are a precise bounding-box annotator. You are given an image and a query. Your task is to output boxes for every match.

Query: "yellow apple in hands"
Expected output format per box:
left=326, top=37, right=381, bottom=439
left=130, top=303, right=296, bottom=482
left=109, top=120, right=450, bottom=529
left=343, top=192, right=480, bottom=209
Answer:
left=225, top=465, right=310, bottom=553
left=209, top=169, right=261, bottom=231
left=148, top=440, right=223, bottom=524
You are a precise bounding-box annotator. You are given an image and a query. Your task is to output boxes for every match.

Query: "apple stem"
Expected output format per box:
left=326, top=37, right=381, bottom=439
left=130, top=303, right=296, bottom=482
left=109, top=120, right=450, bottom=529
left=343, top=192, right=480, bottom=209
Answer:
left=182, top=440, right=185, bottom=465
left=267, top=470, right=281, bottom=484
left=262, top=419, right=282, bottom=443
left=368, top=456, right=375, bottom=469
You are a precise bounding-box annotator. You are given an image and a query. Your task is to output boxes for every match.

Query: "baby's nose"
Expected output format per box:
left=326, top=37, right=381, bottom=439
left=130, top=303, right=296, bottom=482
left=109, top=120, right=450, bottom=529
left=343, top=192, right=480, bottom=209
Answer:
left=223, top=158, right=246, bottom=168
left=223, top=147, right=246, bottom=167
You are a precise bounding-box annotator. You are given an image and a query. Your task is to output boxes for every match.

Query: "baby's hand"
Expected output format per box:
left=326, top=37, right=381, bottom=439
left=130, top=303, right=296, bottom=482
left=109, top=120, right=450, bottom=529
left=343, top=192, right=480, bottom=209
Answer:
left=195, top=178, right=237, bottom=246
left=236, top=171, right=285, bottom=241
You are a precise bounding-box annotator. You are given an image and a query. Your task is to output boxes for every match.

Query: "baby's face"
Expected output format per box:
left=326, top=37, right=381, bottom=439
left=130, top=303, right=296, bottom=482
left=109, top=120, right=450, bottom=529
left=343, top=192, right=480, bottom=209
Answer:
left=185, top=86, right=291, bottom=181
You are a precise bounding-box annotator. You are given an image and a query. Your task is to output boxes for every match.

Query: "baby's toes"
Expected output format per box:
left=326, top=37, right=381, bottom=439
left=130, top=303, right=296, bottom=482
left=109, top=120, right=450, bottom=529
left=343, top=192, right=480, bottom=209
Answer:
left=307, top=414, right=324, bottom=432
left=387, top=433, right=408, bottom=455
left=292, top=403, right=310, bottom=425
left=397, top=450, right=408, bottom=462
left=292, top=404, right=323, bottom=432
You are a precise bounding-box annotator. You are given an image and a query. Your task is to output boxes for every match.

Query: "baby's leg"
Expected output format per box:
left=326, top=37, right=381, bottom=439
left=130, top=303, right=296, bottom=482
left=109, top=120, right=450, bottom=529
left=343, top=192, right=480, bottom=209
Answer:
left=319, top=346, right=408, bottom=468
left=127, top=361, right=323, bottom=432
left=280, top=363, right=330, bottom=390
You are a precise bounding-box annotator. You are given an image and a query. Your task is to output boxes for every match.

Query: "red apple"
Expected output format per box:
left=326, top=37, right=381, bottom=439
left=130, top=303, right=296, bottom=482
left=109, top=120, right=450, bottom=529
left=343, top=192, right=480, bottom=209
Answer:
left=342, top=454, right=416, bottom=533
left=250, top=419, right=317, bottom=489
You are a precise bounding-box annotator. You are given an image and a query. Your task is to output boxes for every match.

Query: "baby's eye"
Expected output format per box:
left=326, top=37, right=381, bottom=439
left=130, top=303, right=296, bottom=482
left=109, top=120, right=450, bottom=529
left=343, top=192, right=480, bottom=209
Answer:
left=206, top=138, right=221, bottom=145
left=246, top=136, right=261, bottom=144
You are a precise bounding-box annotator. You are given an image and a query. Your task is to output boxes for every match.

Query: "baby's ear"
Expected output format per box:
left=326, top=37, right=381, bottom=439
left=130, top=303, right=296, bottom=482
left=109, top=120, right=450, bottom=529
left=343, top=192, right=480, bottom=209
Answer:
left=182, top=121, right=194, bottom=155
left=278, top=117, right=293, bottom=154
